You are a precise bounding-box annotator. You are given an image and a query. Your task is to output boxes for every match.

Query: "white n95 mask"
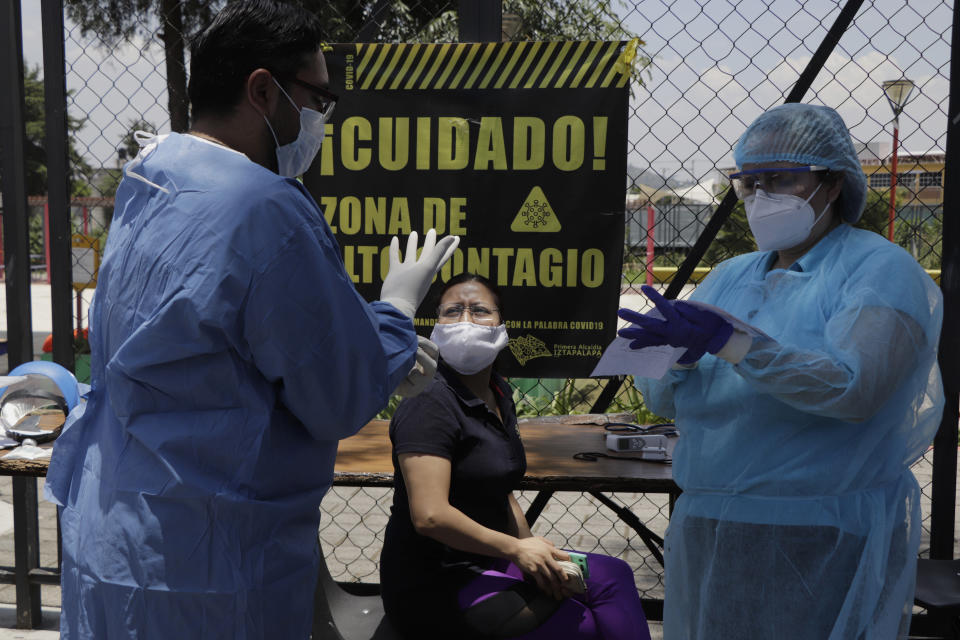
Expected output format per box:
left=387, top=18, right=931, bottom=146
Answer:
left=263, top=79, right=331, bottom=178
left=744, top=184, right=829, bottom=252
left=429, top=322, right=509, bottom=375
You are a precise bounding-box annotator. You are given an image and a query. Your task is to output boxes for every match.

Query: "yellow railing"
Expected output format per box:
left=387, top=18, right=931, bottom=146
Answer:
left=634, top=267, right=942, bottom=286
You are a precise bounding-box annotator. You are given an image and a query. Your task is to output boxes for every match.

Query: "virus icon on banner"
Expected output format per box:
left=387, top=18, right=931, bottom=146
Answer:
left=523, top=200, right=550, bottom=227
left=508, top=335, right=553, bottom=366
left=510, top=186, right=562, bottom=232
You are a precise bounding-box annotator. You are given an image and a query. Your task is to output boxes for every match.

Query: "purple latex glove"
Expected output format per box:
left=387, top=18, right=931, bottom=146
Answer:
left=617, top=285, right=734, bottom=364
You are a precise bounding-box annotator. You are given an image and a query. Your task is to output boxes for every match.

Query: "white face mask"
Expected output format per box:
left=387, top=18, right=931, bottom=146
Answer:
left=429, top=322, right=509, bottom=375
left=263, top=79, right=332, bottom=177
left=743, top=184, right=830, bottom=252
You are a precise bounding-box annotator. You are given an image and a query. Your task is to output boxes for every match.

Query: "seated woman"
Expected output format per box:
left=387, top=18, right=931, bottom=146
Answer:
left=380, top=272, right=651, bottom=639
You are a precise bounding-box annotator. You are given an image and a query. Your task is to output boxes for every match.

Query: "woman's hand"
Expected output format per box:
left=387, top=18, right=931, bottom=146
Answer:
left=509, top=537, right=573, bottom=600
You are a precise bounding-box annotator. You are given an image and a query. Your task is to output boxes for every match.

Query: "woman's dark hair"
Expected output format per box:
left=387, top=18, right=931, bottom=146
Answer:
left=822, top=170, right=848, bottom=223
left=188, top=0, right=325, bottom=119
left=433, top=273, right=504, bottom=319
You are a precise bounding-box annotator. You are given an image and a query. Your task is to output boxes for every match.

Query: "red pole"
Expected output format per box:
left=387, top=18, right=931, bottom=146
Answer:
left=44, top=202, right=51, bottom=284
left=646, top=205, right=655, bottom=287
left=83, top=205, right=89, bottom=235
left=888, top=121, right=899, bottom=242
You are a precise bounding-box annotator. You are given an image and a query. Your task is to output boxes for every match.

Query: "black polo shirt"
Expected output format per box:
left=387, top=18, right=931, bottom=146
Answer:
left=379, top=361, right=525, bottom=636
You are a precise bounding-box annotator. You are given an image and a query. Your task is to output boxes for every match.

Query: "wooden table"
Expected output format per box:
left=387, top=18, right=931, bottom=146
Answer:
left=336, top=419, right=679, bottom=583
left=336, top=419, right=677, bottom=492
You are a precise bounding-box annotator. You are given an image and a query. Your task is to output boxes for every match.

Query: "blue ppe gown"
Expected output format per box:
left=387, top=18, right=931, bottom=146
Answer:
left=636, top=224, right=943, bottom=640
left=45, top=133, right=418, bottom=640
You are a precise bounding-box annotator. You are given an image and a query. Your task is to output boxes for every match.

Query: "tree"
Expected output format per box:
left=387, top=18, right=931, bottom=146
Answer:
left=65, top=0, right=219, bottom=133
left=13, top=63, right=93, bottom=258
left=21, top=63, right=91, bottom=197
left=66, top=0, right=649, bottom=134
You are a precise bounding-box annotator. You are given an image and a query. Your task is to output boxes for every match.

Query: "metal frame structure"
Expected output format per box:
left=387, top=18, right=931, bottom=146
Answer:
left=0, top=0, right=955, bottom=631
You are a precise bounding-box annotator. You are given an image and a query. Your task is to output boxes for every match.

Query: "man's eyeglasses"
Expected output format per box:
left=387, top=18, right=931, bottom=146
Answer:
left=437, top=303, right=500, bottom=324
left=728, top=165, right=828, bottom=199
left=279, top=76, right=339, bottom=116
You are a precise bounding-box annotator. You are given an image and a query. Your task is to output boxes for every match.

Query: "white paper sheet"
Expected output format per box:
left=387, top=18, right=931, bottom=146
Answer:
left=590, top=337, right=686, bottom=380
left=593, top=299, right=770, bottom=380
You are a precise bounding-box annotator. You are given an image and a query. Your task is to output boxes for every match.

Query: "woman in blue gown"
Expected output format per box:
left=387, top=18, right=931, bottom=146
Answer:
left=620, top=103, right=943, bottom=639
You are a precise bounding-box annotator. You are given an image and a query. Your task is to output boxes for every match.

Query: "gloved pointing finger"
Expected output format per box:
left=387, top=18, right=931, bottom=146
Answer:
left=380, top=229, right=461, bottom=318
left=617, top=307, right=651, bottom=326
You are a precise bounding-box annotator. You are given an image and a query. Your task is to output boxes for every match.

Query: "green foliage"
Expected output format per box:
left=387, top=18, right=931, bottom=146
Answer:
left=65, top=0, right=217, bottom=44
left=857, top=188, right=941, bottom=269
left=511, top=379, right=591, bottom=417
left=18, top=64, right=92, bottom=258
left=22, top=64, right=91, bottom=197
left=608, top=381, right=671, bottom=424
left=501, top=0, right=641, bottom=42
left=68, top=0, right=650, bottom=135
left=856, top=188, right=898, bottom=237
left=372, top=376, right=671, bottom=423
left=375, top=393, right=403, bottom=420
left=702, top=187, right=754, bottom=266
left=509, top=377, right=668, bottom=423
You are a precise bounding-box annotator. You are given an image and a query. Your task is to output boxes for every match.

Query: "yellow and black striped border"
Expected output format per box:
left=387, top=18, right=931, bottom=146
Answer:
left=349, top=39, right=634, bottom=91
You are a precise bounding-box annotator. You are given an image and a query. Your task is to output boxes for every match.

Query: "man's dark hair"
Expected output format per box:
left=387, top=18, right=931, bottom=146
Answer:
left=188, top=0, right=325, bottom=119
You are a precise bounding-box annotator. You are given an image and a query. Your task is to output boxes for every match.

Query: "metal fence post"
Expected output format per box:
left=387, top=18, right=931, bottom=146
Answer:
left=458, top=0, right=501, bottom=42
left=42, top=0, right=76, bottom=374
left=930, top=0, right=960, bottom=560
left=0, top=0, right=35, bottom=369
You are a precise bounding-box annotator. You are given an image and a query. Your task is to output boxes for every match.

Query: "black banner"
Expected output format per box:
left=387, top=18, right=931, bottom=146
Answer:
left=305, top=41, right=633, bottom=377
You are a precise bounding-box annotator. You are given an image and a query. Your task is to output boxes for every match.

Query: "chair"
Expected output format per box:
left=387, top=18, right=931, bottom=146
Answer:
left=911, top=559, right=960, bottom=639
left=312, top=539, right=401, bottom=640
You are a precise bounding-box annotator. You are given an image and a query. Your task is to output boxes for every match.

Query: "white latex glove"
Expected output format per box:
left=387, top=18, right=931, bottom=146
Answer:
left=393, top=336, right=439, bottom=398
left=380, top=229, right=460, bottom=318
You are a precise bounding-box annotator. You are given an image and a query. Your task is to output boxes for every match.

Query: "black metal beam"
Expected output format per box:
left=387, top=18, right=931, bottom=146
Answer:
left=458, top=0, right=501, bottom=43
left=524, top=490, right=554, bottom=528
left=589, top=375, right=624, bottom=413
left=663, top=0, right=865, bottom=301
left=11, top=477, right=41, bottom=628
left=0, top=567, right=61, bottom=586
left=930, top=0, right=960, bottom=560
left=41, top=0, right=75, bottom=374
left=589, top=491, right=664, bottom=566
left=0, top=0, right=34, bottom=369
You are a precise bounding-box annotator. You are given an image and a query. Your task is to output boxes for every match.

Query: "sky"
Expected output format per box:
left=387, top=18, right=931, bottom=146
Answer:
left=16, top=0, right=953, bottom=188
left=619, top=0, right=951, bottom=182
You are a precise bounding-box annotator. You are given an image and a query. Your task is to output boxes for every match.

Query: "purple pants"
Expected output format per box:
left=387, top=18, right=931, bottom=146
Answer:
left=457, top=552, right=651, bottom=640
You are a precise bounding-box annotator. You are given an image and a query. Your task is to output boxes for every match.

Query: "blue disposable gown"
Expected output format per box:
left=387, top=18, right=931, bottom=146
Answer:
left=636, top=224, right=943, bottom=640
left=45, top=133, right=417, bottom=639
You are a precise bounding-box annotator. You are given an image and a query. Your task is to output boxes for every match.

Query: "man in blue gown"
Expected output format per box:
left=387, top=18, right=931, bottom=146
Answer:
left=45, top=2, right=457, bottom=637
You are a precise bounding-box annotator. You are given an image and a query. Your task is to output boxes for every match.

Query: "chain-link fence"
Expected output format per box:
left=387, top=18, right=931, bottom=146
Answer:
left=5, top=0, right=953, bottom=613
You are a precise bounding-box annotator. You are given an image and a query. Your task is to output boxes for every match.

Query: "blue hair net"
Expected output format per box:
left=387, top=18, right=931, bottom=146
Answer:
left=733, top=103, right=867, bottom=223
